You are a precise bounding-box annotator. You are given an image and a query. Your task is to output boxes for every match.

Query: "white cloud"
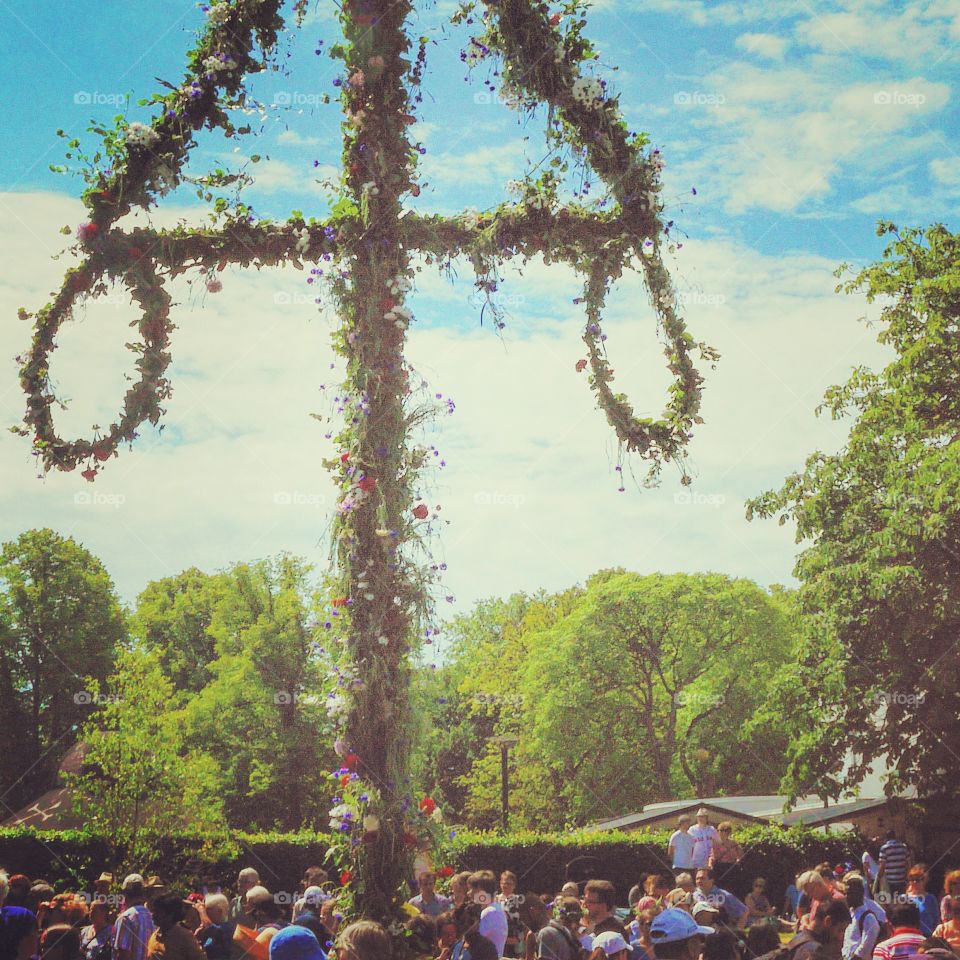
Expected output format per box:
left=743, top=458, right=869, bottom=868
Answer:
left=0, top=191, right=893, bottom=617
left=930, top=155, right=960, bottom=185
left=796, top=6, right=959, bottom=64
left=735, top=32, right=789, bottom=61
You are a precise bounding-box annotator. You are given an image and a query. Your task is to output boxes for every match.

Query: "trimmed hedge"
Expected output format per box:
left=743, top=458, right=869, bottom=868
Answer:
left=0, top=824, right=877, bottom=906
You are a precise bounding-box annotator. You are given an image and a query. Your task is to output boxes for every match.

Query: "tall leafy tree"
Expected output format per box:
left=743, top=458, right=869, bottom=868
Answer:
left=68, top=648, right=229, bottom=873
left=747, top=222, right=960, bottom=801
left=0, top=529, right=125, bottom=811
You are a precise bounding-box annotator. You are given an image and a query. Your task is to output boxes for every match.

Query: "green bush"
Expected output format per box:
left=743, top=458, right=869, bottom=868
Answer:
left=0, top=824, right=866, bottom=905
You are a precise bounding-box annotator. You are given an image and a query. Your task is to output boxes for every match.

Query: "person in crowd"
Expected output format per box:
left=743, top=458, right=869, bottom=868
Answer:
left=146, top=894, right=205, bottom=960
left=694, top=870, right=747, bottom=930
left=690, top=811, right=720, bottom=872
left=299, top=871, right=326, bottom=899
left=229, top=873, right=260, bottom=927
left=234, top=887, right=288, bottom=960
left=450, top=874, right=473, bottom=910
left=669, top=818, right=697, bottom=876
left=783, top=899, right=850, bottom=960
left=436, top=911, right=459, bottom=957
left=409, top=872, right=451, bottom=919
left=560, top=884, right=581, bottom=901
left=629, top=879, right=650, bottom=912
left=744, top=881, right=775, bottom=927
left=291, top=889, right=331, bottom=948
left=873, top=902, right=925, bottom=960
left=194, top=894, right=234, bottom=960
left=938, top=874, right=960, bottom=925
left=710, top=825, right=744, bottom=872
left=469, top=871, right=508, bottom=958
left=318, top=901, right=340, bottom=941
left=520, top=894, right=551, bottom=960
left=80, top=901, right=115, bottom=960
left=591, top=931, right=631, bottom=960
left=582, top=881, right=626, bottom=939
left=332, top=921, right=391, bottom=960
left=931, top=901, right=960, bottom=953
left=876, top=835, right=911, bottom=901
left=536, top=896, right=582, bottom=960
left=115, top=875, right=156, bottom=960
left=665, top=891, right=692, bottom=914
left=1, top=870, right=37, bottom=958
left=638, top=877, right=671, bottom=914
left=861, top=851, right=880, bottom=901
left=404, top=913, right=437, bottom=960
left=842, top=875, right=881, bottom=960
left=648, top=907, right=714, bottom=960
left=904, top=868, right=939, bottom=936
left=30, top=884, right=56, bottom=917
left=784, top=878, right=803, bottom=922
left=4, top=876, right=32, bottom=910
left=744, top=923, right=781, bottom=959
left=629, top=907, right=658, bottom=960
left=498, top=871, right=524, bottom=957
left=702, top=929, right=741, bottom=960
left=41, top=924, right=83, bottom=960
left=266, top=927, right=325, bottom=960
left=451, top=903, right=497, bottom=960
left=797, top=871, right=844, bottom=932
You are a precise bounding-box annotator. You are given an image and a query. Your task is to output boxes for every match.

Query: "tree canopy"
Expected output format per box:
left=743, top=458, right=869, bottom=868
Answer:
left=747, top=222, right=960, bottom=801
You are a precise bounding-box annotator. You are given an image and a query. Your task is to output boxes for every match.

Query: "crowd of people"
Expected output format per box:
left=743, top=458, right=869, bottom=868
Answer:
left=1, top=822, right=958, bottom=960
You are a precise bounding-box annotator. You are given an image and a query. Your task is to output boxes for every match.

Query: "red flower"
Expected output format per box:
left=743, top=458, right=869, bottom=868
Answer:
left=575, top=359, right=588, bottom=373
left=358, top=476, right=376, bottom=492
left=437, top=866, right=454, bottom=879
left=340, top=871, right=352, bottom=885
left=340, top=452, right=350, bottom=463
left=412, top=504, right=429, bottom=520
left=93, top=446, right=112, bottom=462
left=344, top=753, right=359, bottom=770
left=332, top=597, right=348, bottom=607
left=81, top=468, right=97, bottom=482
left=550, top=13, right=562, bottom=25
left=419, top=796, right=436, bottom=816
left=380, top=297, right=395, bottom=312
left=339, top=774, right=351, bottom=788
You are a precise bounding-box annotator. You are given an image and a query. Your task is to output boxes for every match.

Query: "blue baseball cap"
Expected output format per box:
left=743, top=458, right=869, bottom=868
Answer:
left=269, top=925, right=327, bottom=960
left=650, top=908, right=714, bottom=944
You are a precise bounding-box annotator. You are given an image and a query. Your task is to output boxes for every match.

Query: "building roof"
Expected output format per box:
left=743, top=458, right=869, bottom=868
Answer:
left=587, top=795, right=893, bottom=832
left=1, top=787, right=83, bottom=830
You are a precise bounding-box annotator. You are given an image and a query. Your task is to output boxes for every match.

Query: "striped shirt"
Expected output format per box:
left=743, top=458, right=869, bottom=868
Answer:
left=879, top=841, right=910, bottom=883
left=872, top=928, right=924, bottom=960
left=114, top=904, right=156, bottom=960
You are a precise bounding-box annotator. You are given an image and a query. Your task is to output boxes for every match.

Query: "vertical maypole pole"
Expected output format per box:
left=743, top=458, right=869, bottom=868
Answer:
left=327, top=0, right=421, bottom=925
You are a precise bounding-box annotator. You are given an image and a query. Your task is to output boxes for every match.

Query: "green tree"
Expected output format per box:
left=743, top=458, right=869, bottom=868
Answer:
left=747, top=222, right=960, bottom=801
left=68, top=648, right=229, bottom=873
left=0, top=529, right=125, bottom=810
left=131, top=568, right=231, bottom=692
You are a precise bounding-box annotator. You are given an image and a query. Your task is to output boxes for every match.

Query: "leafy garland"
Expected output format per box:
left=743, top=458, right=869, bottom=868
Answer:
left=14, top=0, right=716, bottom=928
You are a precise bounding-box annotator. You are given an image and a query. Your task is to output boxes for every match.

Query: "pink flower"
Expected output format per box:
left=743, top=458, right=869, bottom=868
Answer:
left=76, top=222, right=98, bottom=242
left=205, top=278, right=223, bottom=293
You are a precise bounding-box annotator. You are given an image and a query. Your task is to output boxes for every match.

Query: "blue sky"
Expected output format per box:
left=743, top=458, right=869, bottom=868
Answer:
left=0, top=0, right=957, bottom=630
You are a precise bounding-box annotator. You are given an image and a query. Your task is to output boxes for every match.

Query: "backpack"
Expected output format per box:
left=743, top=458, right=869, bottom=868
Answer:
left=751, top=932, right=814, bottom=960
left=859, top=907, right=893, bottom=946
left=546, top=921, right=587, bottom=960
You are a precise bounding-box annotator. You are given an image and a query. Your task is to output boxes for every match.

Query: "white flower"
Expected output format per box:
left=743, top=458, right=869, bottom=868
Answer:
left=203, top=54, right=237, bottom=74
left=430, top=807, right=444, bottom=822
left=571, top=76, right=605, bottom=106
left=206, top=3, right=232, bottom=26
left=152, top=164, right=175, bottom=195
left=361, top=181, right=380, bottom=197
left=461, top=210, right=479, bottom=231
left=506, top=179, right=524, bottom=196
left=295, top=228, right=311, bottom=256
left=526, top=193, right=552, bottom=211
left=126, top=122, right=159, bottom=148
left=363, top=814, right=380, bottom=832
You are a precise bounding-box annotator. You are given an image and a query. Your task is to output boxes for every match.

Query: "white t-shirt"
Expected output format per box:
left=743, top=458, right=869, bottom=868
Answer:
left=479, top=901, right=508, bottom=957
left=690, top=824, right=719, bottom=867
left=669, top=829, right=697, bottom=867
